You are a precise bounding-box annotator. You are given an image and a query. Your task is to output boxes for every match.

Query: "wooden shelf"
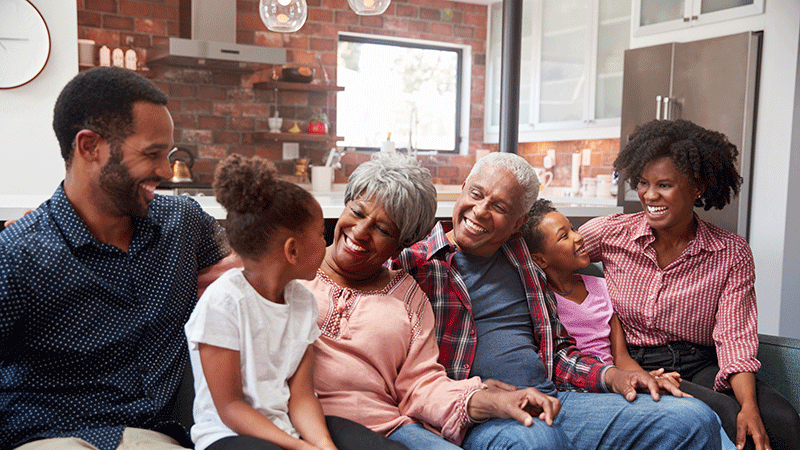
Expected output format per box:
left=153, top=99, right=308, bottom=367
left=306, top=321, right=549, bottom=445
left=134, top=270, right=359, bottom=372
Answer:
left=253, top=81, right=344, bottom=92
left=264, top=132, right=344, bottom=143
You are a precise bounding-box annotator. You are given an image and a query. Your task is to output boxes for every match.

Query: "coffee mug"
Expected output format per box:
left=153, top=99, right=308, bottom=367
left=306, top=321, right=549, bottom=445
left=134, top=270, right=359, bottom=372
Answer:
left=311, top=166, right=334, bottom=193
left=535, top=168, right=553, bottom=191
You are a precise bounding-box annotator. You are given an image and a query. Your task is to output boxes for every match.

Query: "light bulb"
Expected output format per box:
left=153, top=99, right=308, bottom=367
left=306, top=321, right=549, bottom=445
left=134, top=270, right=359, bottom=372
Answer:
left=259, top=0, right=307, bottom=33
left=347, top=0, right=391, bottom=15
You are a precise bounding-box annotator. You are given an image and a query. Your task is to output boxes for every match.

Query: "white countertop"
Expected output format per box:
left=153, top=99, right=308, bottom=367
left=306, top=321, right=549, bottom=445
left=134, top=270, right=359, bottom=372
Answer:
left=1, top=190, right=622, bottom=221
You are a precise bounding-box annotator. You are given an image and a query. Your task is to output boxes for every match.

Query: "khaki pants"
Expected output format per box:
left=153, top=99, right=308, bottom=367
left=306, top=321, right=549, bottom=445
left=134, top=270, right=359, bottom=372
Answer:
left=15, top=428, right=186, bottom=450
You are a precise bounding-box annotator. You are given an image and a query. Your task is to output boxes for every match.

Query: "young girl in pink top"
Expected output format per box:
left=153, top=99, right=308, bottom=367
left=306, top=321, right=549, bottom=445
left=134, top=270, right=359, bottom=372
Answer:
left=522, top=198, right=736, bottom=450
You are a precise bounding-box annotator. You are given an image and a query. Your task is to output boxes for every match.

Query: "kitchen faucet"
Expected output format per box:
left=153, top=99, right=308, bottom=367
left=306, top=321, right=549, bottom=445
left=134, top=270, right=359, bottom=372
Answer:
left=324, top=147, right=344, bottom=169
left=408, top=105, right=418, bottom=158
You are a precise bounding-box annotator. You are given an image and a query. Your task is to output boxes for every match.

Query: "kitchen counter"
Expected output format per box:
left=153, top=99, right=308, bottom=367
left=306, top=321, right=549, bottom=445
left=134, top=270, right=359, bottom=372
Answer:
left=1, top=191, right=623, bottom=222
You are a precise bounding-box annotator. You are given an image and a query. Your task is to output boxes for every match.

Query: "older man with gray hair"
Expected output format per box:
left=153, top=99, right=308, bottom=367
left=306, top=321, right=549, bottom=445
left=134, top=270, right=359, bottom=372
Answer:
left=392, top=151, right=723, bottom=450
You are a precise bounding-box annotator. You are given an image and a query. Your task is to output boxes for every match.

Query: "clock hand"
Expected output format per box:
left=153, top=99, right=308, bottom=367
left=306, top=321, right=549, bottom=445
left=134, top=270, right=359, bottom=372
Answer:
left=0, top=38, right=28, bottom=50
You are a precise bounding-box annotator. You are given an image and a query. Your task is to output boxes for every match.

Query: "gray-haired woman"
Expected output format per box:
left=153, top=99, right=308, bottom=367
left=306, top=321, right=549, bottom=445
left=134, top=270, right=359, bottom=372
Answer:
left=300, top=153, right=556, bottom=450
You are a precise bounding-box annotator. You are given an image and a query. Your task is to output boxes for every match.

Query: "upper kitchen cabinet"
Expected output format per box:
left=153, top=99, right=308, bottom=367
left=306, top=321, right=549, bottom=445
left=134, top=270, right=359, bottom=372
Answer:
left=633, top=0, right=764, bottom=37
left=485, top=0, right=630, bottom=143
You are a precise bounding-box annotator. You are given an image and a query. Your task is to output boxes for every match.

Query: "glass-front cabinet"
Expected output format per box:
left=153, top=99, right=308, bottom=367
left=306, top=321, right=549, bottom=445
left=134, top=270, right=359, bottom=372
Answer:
left=634, top=0, right=764, bottom=37
left=485, top=0, right=629, bottom=142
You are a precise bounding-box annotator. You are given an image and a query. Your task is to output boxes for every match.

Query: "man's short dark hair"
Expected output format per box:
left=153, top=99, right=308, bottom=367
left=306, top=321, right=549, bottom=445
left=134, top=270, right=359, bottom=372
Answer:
left=53, top=67, right=168, bottom=168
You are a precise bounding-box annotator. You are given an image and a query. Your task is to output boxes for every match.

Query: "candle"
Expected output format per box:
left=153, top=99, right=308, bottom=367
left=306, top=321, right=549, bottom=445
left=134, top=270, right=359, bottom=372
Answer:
left=112, top=48, right=124, bottom=68
left=99, top=45, right=111, bottom=67
left=571, top=153, right=581, bottom=195
left=124, top=49, right=137, bottom=70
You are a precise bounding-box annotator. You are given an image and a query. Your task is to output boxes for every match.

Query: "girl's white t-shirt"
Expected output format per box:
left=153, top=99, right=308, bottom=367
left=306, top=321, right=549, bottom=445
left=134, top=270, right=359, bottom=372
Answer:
left=185, top=268, right=321, bottom=450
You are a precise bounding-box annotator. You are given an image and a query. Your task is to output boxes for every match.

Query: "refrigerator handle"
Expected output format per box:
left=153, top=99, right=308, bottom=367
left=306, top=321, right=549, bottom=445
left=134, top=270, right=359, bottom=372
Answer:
left=656, top=95, right=662, bottom=120
left=664, top=96, right=671, bottom=120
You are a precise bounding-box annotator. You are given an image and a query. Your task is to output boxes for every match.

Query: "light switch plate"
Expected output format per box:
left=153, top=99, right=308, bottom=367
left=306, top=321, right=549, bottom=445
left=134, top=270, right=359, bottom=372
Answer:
left=283, top=142, right=300, bottom=160
left=582, top=148, right=591, bottom=166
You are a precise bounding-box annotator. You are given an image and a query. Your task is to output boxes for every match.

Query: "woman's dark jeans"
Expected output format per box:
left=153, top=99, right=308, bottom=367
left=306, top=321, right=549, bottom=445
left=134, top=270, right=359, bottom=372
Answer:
left=629, top=341, right=800, bottom=450
left=206, top=416, right=410, bottom=450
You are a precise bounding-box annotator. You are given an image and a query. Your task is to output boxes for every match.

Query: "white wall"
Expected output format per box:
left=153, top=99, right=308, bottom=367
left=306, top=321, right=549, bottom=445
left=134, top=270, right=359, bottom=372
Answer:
left=746, top=1, right=800, bottom=339
left=0, top=1, right=77, bottom=195
left=781, top=26, right=800, bottom=338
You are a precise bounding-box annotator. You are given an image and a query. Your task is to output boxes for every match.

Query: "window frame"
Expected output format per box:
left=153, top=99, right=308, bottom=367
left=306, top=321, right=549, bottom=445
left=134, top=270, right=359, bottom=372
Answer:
left=337, top=32, right=471, bottom=155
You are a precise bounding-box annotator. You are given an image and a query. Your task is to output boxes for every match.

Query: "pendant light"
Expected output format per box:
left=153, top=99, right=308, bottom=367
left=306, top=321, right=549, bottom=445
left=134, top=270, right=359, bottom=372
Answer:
left=259, top=0, right=308, bottom=33
left=347, top=0, right=391, bottom=16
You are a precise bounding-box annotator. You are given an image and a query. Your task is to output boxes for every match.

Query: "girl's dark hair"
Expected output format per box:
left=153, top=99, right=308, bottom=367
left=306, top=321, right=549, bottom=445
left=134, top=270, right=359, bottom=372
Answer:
left=213, top=154, right=316, bottom=259
left=521, top=199, right=557, bottom=254
left=614, top=119, right=743, bottom=211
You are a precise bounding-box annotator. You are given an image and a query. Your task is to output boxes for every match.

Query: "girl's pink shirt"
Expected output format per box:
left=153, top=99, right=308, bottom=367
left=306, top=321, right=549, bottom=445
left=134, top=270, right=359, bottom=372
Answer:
left=554, top=275, right=615, bottom=365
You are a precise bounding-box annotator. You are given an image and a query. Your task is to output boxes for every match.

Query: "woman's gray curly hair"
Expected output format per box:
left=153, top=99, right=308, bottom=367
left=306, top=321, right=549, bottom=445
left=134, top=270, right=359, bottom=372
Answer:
left=344, top=152, right=438, bottom=248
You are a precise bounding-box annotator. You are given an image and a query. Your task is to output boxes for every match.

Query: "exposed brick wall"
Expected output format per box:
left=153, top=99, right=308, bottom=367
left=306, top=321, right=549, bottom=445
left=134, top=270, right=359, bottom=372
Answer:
left=518, top=139, right=619, bottom=188
left=76, top=0, right=619, bottom=186
left=77, top=0, right=495, bottom=184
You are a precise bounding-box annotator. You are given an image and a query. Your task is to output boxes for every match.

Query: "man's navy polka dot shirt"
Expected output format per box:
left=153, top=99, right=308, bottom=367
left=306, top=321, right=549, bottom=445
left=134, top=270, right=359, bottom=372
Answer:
left=0, top=185, right=230, bottom=450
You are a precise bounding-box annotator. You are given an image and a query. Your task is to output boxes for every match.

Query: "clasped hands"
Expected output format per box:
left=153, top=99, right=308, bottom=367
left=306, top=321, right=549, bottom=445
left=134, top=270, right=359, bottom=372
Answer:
left=604, top=367, right=686, bottom=401
left=467, top=368, right=686, bottom=427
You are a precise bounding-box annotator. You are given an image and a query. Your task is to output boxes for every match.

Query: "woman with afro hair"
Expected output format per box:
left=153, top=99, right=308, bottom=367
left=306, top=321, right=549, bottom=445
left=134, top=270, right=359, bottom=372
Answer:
left=579, top=119, right=800, bottom=450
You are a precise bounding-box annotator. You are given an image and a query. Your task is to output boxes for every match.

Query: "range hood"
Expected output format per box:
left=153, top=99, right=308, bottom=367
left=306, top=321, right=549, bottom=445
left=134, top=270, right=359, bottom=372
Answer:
left=147, top=0, right=286, bottom=71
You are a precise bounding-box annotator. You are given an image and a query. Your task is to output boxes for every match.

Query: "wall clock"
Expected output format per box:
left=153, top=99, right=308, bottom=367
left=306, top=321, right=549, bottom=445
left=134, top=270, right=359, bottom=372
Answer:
left=0, top=0, right=51, bottom=89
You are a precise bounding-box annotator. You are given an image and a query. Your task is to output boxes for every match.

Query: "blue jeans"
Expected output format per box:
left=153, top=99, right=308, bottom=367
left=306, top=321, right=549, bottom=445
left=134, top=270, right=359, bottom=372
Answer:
left=389, top=423, right=462, bottom=450
left=462, top=391, right=721, bottom=450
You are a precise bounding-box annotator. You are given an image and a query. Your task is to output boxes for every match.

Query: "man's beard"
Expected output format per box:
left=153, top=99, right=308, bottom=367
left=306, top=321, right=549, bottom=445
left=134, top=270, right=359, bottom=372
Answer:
left=99, top=147, right=152, bottom=217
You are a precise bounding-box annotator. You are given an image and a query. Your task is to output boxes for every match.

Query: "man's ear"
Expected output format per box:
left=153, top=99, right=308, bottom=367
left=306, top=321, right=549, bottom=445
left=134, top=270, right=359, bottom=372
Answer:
left=74, top=129, right=103, bottom=162
left=531, top=252, right=548, bottom=269
left=512, top=214, right=528, bottom=233
left=390, top=244, right=404, bottom=260
left=283, top=236, right=299, bottom=265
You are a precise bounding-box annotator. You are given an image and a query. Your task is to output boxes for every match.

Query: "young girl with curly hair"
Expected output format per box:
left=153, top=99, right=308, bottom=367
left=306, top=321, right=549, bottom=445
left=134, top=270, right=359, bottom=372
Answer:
left=184, top=154, right=408, bottom=450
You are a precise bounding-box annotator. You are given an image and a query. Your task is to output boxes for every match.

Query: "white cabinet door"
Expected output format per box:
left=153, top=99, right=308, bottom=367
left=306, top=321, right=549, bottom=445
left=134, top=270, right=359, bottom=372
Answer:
left=594, top=0, right=630, bottom=120
left=537, top=0, right=590, bottom=125
left=485, top=0, right=629, bottom=143
left=633, top=0, right=763, bottom=37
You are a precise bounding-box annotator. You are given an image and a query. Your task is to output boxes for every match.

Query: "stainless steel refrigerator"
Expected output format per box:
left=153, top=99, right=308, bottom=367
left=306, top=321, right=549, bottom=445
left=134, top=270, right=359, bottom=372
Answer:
left=619, top=31, right=761, bottom=239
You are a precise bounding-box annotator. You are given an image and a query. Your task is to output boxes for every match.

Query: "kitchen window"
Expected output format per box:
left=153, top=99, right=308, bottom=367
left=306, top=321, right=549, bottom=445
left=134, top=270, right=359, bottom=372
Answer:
left=336, top=33, right=469, bottom=154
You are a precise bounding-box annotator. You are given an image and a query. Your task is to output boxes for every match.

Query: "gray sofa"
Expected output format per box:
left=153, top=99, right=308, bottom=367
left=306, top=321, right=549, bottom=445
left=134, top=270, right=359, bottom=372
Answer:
left=756, top=333, right=800, bottom=414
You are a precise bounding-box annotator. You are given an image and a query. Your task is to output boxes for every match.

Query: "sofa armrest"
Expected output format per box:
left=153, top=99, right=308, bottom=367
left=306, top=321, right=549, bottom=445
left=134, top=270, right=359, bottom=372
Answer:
left=757, top=333, right=800, bottom=414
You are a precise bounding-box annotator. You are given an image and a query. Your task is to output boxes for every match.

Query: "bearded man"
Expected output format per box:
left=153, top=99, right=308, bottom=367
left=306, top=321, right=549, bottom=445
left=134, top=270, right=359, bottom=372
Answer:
left=0, top=67, right=235, bottom=450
